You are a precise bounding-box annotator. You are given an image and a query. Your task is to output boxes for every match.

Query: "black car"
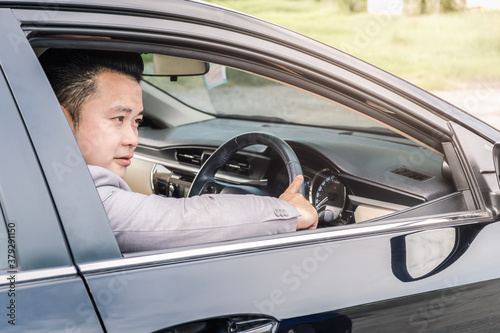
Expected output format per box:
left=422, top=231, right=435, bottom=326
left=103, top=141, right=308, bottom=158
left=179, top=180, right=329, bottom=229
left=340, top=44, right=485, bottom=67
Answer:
left=2, top=0, right=500, bottom=332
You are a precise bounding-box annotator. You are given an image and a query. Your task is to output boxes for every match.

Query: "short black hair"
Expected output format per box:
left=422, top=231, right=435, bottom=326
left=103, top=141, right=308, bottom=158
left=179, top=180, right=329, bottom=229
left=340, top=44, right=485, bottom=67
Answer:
left=39, top=49, right=144, bottom=127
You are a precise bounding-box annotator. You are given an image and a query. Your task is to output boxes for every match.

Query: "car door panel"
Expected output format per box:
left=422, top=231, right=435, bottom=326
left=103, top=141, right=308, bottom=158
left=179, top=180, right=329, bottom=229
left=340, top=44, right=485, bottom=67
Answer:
left=0, top=272, right=103, bottom=332
left=82, top=218, right=497, bottom=332
left=341, top=277, right=500, bottom=332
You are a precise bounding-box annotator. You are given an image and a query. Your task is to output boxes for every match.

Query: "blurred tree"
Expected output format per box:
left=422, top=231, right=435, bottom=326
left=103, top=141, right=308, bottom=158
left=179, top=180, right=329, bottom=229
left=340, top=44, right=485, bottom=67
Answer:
left=414, top=0, right=466, bottom=14
left=343, top=0, right=367, bottom=12
left=440, top=0, right=466, bottom=12
left=419, top=0, right=427, bottom=14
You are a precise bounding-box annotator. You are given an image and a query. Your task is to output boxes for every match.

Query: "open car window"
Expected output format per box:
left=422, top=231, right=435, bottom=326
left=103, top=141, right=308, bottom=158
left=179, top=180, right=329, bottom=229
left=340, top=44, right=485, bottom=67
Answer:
left=135, top=57, right=463, bottom=237
left=33, top=45, right=467, bottom=257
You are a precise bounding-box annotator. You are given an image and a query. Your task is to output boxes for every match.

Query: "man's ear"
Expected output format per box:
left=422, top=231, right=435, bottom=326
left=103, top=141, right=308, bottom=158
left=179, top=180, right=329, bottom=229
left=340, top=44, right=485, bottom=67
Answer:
left=61, top=105, right=76, bottom=133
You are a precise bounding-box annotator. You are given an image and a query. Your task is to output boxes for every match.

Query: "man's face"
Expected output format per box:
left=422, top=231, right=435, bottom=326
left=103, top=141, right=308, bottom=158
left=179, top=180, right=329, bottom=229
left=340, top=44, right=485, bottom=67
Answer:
left=65, top=71, right=144, bottom=178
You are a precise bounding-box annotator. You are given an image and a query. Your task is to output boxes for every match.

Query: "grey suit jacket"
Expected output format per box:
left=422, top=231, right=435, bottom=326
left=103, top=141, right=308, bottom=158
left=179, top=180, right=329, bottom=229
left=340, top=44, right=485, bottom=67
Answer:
left=89, top=165, right=299, bottom=252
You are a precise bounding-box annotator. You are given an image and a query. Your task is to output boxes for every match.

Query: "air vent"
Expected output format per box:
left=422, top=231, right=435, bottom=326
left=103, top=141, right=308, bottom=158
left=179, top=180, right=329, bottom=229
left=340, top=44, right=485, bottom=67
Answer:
left=176, top=149, right=251, bottom=176
left=176, top=149, right=203, bottom=166
left=223, top=158, right=250, bottom=176
left=391, top=167, right=432, bottom=181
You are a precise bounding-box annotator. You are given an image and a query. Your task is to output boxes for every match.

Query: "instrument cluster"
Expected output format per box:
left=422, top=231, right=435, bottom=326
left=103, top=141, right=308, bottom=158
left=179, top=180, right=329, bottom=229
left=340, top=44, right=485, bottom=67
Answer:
left=304, top=168, right=355, bottom=226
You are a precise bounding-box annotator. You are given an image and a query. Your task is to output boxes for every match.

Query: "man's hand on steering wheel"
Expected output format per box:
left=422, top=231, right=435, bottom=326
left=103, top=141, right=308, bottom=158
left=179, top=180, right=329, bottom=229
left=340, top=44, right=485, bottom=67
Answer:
left=280, top=175, right=318, bottom=230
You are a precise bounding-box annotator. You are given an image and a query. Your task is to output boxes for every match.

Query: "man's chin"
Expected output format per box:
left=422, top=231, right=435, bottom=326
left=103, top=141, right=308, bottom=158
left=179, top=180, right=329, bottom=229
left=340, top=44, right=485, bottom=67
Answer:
left=108, top=165, right=127, bottom=179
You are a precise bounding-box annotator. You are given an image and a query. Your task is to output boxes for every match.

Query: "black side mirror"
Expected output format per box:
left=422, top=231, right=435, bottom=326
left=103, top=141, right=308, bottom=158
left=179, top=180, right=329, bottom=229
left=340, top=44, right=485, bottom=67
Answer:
left=391, top=225, right=484, bottom=282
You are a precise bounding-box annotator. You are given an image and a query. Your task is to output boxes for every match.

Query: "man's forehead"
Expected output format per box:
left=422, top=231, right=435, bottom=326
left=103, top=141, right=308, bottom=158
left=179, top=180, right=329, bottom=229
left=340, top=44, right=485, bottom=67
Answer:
left=95, top=71, right=142, bottom=93
left=85, top=72, right=143, bottom=117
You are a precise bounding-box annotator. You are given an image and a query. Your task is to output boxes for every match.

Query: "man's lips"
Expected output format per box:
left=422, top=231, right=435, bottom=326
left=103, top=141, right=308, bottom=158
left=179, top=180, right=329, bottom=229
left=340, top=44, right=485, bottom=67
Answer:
left=115, top=155, right=133, bottom=166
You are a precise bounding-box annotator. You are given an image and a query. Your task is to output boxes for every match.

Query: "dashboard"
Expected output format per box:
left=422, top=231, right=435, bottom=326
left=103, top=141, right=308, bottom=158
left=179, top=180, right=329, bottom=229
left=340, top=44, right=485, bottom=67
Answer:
left=125, top=118, right=458, bottom=227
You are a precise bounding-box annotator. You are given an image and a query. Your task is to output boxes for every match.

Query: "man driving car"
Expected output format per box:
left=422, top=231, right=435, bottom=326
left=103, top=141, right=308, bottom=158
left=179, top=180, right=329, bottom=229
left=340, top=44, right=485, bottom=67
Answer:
left=39, top=48, right=318, bottom=253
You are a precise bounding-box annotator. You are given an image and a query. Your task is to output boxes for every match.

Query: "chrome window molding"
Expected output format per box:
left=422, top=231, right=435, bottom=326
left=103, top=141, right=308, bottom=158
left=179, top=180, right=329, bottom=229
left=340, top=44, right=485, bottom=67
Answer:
left=0, top=266, right=77, bottom=286
left=79, top=211, right=490, bottom=274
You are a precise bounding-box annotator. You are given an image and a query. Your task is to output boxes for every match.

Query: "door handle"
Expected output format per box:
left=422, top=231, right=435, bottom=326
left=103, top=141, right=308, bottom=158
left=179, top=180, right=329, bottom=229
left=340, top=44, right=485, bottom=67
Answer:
left=157, top=315, right=278, bottom=333
left=229, top=317, right=277, bottom=333
left=236, top=322, right=276, bottom=333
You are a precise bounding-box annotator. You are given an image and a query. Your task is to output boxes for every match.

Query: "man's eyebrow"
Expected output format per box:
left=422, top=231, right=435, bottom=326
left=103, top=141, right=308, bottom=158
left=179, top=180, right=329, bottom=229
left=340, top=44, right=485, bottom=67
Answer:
left=109, top=105, right=132, bottom=113
left=108, top=106, right=144, bottom=115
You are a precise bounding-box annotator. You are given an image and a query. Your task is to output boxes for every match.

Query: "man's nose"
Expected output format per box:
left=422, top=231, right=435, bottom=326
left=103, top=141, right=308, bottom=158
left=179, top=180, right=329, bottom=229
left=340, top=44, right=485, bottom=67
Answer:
left=122, top=125, right=139, bottom=147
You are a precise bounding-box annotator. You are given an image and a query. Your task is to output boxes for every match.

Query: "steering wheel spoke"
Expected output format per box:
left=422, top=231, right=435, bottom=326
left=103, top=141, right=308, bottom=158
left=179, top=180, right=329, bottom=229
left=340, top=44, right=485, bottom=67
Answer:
left=188, top=132, right=304, bottom=197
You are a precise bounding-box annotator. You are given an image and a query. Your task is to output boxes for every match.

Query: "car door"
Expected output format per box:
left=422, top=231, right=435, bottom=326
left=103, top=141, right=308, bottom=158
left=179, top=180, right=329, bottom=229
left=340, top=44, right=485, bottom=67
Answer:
left=77, top=221, right=500, bottom=333
left=6, top=2, right=500, bottom=333
left=0, top=32, right=103, bottom=332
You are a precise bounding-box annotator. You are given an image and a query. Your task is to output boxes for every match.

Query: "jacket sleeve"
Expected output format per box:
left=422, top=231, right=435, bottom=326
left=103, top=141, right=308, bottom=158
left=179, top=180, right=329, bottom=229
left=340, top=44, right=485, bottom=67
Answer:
left=89, top=165, right=299, bottom=253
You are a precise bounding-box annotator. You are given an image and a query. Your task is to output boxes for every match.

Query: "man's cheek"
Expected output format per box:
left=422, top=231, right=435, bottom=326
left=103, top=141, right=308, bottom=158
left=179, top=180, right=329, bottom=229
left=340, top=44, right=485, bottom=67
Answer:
left=77, top=139, right=93, bottom=161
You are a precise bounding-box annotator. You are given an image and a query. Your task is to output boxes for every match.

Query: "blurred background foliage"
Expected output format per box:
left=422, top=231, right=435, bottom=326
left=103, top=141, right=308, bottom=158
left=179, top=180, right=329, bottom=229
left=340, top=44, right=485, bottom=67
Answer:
left=331, top=0, right=468, bottom=14
left=204, top=0, right=500, bottom=91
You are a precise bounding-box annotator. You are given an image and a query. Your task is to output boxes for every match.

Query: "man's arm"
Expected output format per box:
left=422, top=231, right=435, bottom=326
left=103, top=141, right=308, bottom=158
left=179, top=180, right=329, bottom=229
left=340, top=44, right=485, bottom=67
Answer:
left=89, top=166, right=304, bottom=252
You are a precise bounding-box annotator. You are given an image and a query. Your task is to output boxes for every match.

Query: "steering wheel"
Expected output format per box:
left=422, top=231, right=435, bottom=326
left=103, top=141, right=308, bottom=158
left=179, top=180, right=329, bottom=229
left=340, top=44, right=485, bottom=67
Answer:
left=188, top=132, right=305, bottom=197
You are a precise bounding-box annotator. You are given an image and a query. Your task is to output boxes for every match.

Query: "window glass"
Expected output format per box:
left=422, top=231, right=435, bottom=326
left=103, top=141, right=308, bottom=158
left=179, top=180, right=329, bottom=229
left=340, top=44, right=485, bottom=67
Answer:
left=143, top=63, right=386, bottom=131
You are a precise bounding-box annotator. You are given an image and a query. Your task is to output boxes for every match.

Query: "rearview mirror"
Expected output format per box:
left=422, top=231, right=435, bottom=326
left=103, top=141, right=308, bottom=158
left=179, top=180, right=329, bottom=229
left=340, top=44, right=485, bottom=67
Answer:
left=142, top=54, right=209, bottom=77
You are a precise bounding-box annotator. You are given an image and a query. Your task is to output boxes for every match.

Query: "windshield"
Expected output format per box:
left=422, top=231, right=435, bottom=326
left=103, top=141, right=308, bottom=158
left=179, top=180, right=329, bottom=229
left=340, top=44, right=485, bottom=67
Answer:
left=143, top=62, right=385, bottom=131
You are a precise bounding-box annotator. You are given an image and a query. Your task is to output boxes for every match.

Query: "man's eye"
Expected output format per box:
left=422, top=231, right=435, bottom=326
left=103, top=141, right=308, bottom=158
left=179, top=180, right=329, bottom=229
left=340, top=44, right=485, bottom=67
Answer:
left=114, top=116, right=125, bottom=122
left=134, top=118, right=144, bottom=126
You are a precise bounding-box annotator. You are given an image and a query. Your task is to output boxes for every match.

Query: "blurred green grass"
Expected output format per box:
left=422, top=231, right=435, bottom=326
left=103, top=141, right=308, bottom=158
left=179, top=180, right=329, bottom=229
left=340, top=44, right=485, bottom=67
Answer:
left=206, top=0, right=500, bottom=90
